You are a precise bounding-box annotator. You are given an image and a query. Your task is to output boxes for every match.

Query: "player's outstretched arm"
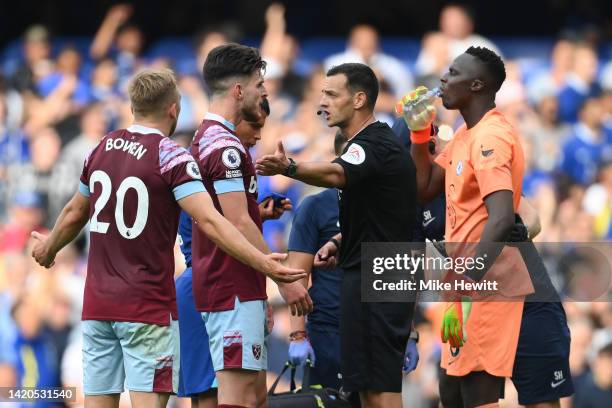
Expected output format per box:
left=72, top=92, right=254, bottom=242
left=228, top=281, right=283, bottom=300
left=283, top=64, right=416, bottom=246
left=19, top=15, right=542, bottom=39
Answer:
left=178, top=191, right=306, bottom=283
left=255, top=141, right=346, bottom=188
left=31, top=191, right=90, bottom=268
left=410, top=141, right=445, bottom=203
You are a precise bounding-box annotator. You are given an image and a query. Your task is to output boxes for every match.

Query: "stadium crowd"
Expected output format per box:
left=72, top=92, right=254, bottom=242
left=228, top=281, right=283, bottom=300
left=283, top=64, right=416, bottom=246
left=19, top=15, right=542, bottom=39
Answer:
left=0, top=3, right=611, bottom=407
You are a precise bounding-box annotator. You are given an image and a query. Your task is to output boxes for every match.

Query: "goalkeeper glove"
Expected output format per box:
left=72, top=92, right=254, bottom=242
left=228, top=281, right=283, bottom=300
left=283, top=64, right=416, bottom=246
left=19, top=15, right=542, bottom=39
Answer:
left=441, top=296, right=473, bottom=349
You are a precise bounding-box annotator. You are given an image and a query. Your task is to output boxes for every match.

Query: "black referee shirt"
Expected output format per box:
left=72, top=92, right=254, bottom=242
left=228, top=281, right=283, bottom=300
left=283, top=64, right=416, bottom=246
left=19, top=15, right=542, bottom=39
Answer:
left=332, top=121, right=417, bottom=269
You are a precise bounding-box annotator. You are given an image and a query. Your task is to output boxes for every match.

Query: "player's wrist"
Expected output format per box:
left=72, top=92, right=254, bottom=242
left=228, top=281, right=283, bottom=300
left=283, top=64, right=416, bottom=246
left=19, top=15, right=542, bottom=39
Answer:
left=283, top=158, right=298, bottom=177
left=328, top=238, right=340, bottom=251
left=410, top=125, right=433, bottom=144
left=289, top=330, right=308, bottom=341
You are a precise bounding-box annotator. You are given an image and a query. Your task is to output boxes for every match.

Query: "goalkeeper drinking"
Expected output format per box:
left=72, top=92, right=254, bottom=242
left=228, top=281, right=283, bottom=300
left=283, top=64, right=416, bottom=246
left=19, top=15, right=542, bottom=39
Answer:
left=405, top=47, right=534, bottom=408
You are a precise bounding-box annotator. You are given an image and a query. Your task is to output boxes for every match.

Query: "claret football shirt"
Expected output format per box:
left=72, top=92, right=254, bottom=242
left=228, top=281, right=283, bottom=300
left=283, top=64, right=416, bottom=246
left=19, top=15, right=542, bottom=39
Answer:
left=80, top=124, right=205, bottom=325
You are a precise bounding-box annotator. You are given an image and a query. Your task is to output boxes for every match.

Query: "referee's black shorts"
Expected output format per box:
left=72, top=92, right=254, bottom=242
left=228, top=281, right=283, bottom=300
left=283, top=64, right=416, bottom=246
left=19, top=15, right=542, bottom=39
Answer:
left=340, top=267, right=414, bottom=393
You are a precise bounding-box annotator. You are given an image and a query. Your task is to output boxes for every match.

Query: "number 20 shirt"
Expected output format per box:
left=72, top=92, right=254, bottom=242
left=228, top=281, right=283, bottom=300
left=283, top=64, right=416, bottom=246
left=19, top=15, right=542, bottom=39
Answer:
left=79, top=124, right=205, bottom=326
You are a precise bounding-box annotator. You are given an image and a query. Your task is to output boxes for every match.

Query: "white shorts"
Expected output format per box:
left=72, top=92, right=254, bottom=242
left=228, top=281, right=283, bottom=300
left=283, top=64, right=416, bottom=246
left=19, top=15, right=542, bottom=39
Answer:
left=82, top=319, right=179, bottom=395
left=202, top=297, right=268, bottom=372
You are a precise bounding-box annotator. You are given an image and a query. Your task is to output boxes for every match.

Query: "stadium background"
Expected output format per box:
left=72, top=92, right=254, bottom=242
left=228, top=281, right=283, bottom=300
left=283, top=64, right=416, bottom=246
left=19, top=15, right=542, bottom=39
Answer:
left=0, top=0, right=610, bottom=406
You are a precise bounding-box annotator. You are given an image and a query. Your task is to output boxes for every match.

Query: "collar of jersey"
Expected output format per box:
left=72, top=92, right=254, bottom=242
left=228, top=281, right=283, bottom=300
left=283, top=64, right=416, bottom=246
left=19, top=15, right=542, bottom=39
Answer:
left=127, top=124, right=165, bottom=136
left=204, top=112, right=236, bottom=132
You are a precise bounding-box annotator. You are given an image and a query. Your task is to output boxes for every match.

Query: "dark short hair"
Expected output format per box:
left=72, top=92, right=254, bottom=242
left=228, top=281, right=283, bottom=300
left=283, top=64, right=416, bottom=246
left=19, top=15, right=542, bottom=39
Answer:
left=466, top=46, right=506, bottom=92
left=326, top=63, right=379, bottom=110
left=334, top=130, right=347, bottom=156
left=203, top=43, right=266, bottom=95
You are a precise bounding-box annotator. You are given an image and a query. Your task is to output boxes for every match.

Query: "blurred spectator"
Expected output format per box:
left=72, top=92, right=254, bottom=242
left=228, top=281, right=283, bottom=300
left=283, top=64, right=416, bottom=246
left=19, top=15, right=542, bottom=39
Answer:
left=10, top=294, right=62, bottom=407
left=90, top=58, right=118, bottom=101
left=521, top=95, right=571, bottom=172
left=573, top=342, right=612, bottom=407
left=4, top=127, right=61, bottom=225
left=560, top=97, right=612, bottom=186
left=558, top=43, right=601, bottom=123
left=0, top=90, right=30, bottom=218
left=527, top=39, right=575, bottom=104
left=0, top=192, right=43, bottom=252
left=194, top=29, right=229, bottom=75
left=9, top=25, right=53, bottom=94
left=582, top=162, right=612, bottom=239
left=37, top=46, right=90, bottom=108
left=414, top=32, right=450, bottom=88
left=496, top=61, right=529, bottom=128
left=49, top=102, right=108, bottom=226
left=90, top=4, right=144, bottom=88
left=325, top=24, right=413, bottom=97
left=416, top=3, right=500, bottom=72
left=260, top=3, right=306, bottom=102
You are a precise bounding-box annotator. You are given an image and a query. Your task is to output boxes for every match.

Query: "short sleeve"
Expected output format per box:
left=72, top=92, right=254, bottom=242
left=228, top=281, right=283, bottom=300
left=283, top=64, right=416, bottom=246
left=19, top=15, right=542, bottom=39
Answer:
left=287, top=197, right=320, bottom=254
left=434, top=140, right=452, bottom=170
left=332, top=140, right=379, bottom=189
left=202, top=146, right=247, bottom=194
left=78, top=147, right=96, bottom=197
left=159, top=138, right=206, bottom=201
left=471, top=130, right=514, bottom=199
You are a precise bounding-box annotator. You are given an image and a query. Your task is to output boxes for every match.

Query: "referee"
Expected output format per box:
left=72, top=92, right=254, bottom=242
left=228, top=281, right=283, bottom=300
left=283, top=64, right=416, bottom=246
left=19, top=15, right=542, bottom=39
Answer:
left=256, top=62, right=417, bottom=407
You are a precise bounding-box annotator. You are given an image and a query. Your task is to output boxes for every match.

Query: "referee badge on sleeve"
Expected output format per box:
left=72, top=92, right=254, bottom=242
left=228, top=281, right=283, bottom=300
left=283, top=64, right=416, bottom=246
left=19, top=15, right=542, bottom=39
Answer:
left=341, top=143, right=366, bottom=165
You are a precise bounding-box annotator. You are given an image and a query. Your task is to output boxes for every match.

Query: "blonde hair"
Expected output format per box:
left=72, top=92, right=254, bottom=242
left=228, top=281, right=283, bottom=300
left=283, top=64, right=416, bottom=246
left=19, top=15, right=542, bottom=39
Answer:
left=128, top=68, right=179, bottom=117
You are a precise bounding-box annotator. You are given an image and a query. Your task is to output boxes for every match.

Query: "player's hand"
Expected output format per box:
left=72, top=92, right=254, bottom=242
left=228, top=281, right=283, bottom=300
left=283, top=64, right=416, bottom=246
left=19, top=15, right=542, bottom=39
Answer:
left=395, top=86, right=436, bottom=131
left=266, top=302, right=274, bottom=333
left=278, top=281, right=313, bottom=316
left=255, top=141, right=290, bottom=176
left=30, top=231, right=56, bottom=268
left=508, top=219, right=529, bottom=242
left=262, top=253, right=307, bottom=283
left=288, top=338, right=316, bottom=367
left=403, top=338, right=419, bottom=373
left=441, top=297, right=473, bottom=348
left=259, top=197, right=292, bottom=221
left=314, top=241, right=338, bottom=268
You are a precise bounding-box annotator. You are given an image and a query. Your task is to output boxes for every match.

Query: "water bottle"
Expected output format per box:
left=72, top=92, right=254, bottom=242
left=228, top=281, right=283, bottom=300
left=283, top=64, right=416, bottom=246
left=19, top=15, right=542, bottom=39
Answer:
left=395, top=86, right=442, bottom=131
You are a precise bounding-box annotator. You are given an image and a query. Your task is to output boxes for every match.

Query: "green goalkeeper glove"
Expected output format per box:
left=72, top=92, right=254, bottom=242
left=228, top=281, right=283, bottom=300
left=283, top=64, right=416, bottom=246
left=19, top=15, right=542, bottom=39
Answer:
left=441, top=296, right=473, bottom=350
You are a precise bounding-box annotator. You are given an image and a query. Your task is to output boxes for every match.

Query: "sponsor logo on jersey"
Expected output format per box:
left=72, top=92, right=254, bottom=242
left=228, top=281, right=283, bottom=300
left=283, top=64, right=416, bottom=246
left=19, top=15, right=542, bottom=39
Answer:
left=456, top=160, right=464, bottom=176
left=222, top=148, right=241, bottom=169
left=480, top=144, right=494, bottom=157
left=226, top=170, right=243, bottom=178
left=186, top=161, right=202, bottom=180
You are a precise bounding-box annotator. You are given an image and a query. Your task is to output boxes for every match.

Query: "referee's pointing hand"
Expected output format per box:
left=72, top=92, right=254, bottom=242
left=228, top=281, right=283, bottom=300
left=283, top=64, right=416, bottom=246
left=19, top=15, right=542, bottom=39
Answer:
left=256, top=141, right=290, bottom=176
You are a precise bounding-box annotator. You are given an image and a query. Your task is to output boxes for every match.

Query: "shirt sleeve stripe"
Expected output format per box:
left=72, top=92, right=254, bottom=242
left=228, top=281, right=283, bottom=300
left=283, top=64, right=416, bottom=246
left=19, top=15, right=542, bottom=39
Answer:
left=78, top=181, right=90, bottom=197
left=160, top=153, right=193, bottom=174
left=173, top=181, right=206, bottom=201
left=213, top=178, right=245, bottom=194
left=159, top=146, right=184, bottom=165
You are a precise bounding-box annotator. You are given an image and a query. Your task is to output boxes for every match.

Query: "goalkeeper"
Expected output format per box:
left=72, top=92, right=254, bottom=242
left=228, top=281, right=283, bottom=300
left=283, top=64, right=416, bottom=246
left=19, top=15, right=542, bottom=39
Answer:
left=404, top=47, right=534, bottom=408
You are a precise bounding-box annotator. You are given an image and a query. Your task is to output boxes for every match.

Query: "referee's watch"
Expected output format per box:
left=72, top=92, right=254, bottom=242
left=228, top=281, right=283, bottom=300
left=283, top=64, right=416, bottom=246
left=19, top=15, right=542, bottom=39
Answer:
left=409, top=330, right=419, bottom=343
left=283, top=158, right=298, bottom=177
